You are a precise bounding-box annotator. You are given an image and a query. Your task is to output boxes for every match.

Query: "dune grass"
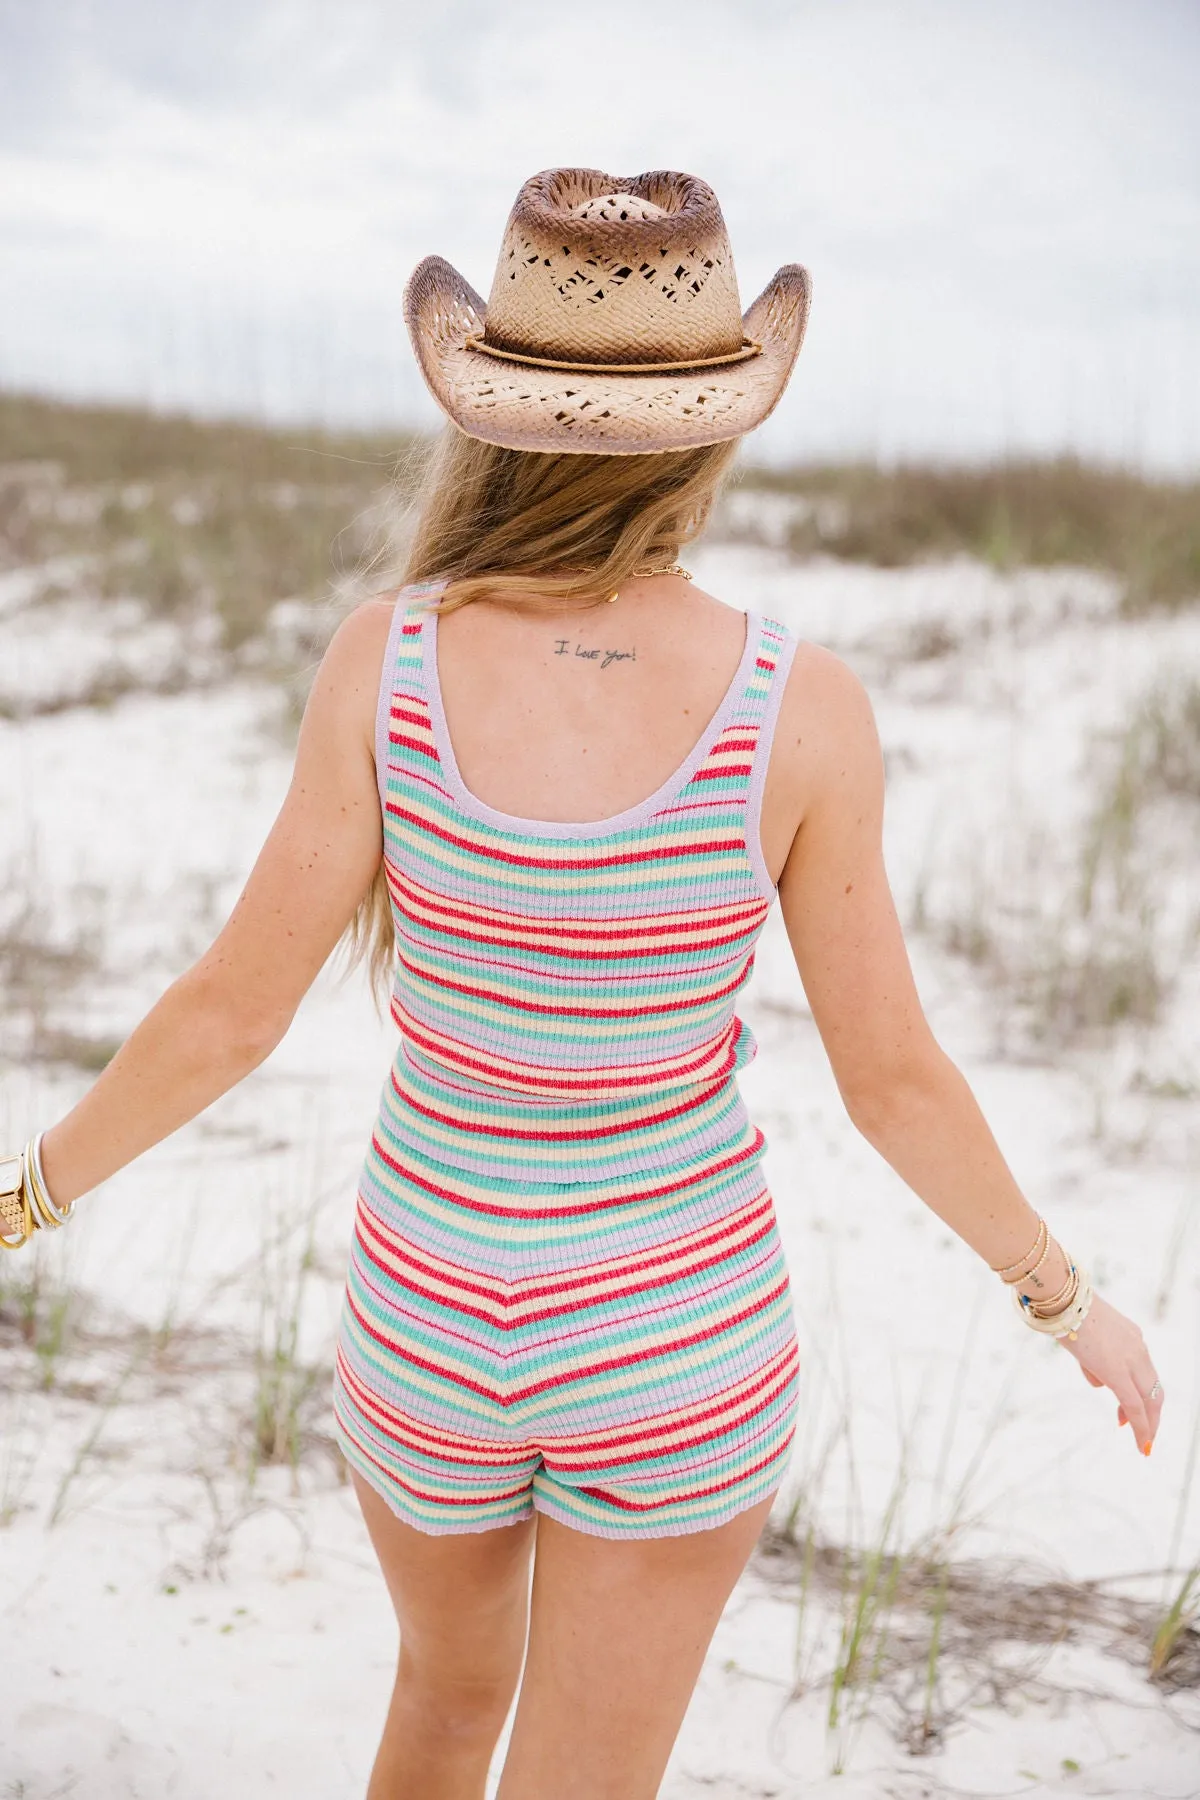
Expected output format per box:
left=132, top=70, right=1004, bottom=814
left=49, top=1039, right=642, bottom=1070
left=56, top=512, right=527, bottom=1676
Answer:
left=738, top=458, right=1200, bottom=611
left=0, top=392, right=421, bottom=651
left=2, top=396, right=1197, bottom=674
left=911, top=671, right=1200, bottom=1050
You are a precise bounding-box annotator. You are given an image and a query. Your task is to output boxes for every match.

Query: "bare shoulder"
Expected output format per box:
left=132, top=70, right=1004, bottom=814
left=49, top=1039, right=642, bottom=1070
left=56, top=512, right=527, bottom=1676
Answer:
left=299, top=595, right=401, bottom=752
left=329, top=592, right=401, bottom=661
left=316, top=593, right=398, bottom=687
left=776, top=641, right=881, bottom=781
left=759, top=640, right=884, bottom=878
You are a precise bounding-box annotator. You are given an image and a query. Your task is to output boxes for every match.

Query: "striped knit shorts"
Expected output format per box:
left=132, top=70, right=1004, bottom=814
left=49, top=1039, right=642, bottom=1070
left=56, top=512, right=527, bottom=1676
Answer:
left=332, top=1140, right=801, bottom=1540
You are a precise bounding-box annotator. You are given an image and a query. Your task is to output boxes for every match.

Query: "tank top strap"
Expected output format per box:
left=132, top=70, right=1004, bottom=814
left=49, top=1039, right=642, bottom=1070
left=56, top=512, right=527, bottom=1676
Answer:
left=373, top=582, right=445, bottom=812
left=682, top=614, right=798, bottom=777
left=675, top=611, right=799, bottom=895
left=732, top=613, right=798, bottom=730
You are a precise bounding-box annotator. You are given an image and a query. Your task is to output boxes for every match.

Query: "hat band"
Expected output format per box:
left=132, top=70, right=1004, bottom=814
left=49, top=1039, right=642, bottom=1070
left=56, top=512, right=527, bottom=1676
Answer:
left=462, top=334, right=763, bottom=376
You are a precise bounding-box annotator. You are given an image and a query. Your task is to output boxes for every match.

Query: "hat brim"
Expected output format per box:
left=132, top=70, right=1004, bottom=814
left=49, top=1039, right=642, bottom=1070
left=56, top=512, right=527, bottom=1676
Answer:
left=403, top=255, right=811, bottom=455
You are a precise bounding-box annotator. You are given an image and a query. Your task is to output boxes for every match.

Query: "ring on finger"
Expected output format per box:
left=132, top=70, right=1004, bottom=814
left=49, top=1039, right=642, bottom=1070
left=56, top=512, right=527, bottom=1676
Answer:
left=1149, top=1379, right=1163, bottom=1402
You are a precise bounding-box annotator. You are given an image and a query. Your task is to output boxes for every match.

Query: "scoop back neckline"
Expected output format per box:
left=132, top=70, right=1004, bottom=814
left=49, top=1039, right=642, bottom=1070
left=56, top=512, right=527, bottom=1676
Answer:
left=420, top=603, right=762, bottom=841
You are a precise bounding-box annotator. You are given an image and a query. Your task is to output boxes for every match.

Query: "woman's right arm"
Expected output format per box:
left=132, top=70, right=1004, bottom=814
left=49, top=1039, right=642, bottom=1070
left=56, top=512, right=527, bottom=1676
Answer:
left=34, top=598, right=397, bottom=1209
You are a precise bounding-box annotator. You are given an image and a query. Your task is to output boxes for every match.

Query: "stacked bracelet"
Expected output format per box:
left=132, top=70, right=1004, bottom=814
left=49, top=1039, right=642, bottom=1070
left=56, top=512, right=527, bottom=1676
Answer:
left=1013, top=1263, right=1094, bottom=1340
left=991, top=1213, right=1096, bottom=1339
left=0, top=1136, right=73, bottom=1251
left=992, top=1214, right=1095, bottom=1340
left=24, top=1134, right=72, bottom=1229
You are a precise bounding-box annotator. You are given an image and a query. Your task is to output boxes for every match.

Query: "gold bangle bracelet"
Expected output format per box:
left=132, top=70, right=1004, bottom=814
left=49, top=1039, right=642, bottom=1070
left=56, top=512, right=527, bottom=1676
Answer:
left=1019, top=1249, right=1078, bottom=1314
left=1025, top=1264, right=1080, bottom=1318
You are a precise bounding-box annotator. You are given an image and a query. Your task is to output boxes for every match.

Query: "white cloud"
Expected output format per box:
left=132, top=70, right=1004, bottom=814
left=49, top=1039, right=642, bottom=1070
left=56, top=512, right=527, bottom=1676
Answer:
left=1, top=0, right=1197, bottom=466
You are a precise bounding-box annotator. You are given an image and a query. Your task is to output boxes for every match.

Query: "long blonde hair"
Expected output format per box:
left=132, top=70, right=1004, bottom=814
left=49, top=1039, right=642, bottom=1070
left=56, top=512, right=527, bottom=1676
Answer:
left=345, top=425, right=740, bottom=997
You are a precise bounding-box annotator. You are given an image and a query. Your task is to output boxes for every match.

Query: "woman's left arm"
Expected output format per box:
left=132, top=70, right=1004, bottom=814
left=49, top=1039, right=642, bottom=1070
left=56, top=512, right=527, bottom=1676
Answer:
left=766, top=643, right=1165, bottom=1457
left=37, top=599, right=396, bottom=1208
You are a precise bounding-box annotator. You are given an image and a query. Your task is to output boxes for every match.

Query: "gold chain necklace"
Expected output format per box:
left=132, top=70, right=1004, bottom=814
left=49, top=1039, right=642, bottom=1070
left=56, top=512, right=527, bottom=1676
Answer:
left=607, top=562, right=693, bottom=602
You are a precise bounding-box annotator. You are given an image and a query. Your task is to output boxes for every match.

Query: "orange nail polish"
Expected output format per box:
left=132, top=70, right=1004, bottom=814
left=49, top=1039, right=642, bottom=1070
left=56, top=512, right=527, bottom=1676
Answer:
left=1143, top=1442, right=1152, bottom=1456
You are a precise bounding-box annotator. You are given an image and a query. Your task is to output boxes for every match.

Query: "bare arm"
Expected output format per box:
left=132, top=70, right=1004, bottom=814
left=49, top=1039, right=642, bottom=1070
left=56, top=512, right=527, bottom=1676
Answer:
left=38, top=598, right=395, bottom=1207
left=769, top=645, right=1164, bottom=1455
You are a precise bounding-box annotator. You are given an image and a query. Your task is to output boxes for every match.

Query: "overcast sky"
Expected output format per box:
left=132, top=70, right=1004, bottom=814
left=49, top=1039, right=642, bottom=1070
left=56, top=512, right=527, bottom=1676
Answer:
left=2, top=0, right=1197, bottom=468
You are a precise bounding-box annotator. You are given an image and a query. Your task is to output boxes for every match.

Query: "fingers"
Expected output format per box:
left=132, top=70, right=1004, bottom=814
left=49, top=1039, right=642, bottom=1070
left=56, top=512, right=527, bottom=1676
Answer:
left=1132, top=1351, right=1165, bottom=1450
left=1116, top=1368, right=1163, bottom=1455
left=1119, top=1385, right=1150, bottom=1453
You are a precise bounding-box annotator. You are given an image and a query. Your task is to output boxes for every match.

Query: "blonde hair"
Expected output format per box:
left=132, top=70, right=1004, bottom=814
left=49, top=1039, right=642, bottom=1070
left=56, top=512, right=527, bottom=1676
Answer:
left=345, top=425, right=740, bottom=997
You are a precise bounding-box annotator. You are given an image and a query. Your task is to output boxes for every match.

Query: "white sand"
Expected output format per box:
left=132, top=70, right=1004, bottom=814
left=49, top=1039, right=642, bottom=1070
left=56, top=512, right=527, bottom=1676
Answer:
left=2, top=544, right=1197, bottom=1795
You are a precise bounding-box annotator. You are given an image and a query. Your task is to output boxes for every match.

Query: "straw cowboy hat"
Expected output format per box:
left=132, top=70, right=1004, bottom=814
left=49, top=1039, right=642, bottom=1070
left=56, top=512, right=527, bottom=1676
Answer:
left=404, top=167, right=812, bottom=455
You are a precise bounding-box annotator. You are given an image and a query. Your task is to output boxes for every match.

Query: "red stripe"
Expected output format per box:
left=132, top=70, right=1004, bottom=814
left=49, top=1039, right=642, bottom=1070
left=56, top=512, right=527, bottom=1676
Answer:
left=354, top=1207, right=511, bottom=1315
left=518, top=1240, right=782, bottom=1349
left=393, top=916, right=762, bottom=966
left=509, top=1213, right=775, bottom=1312
left=385, top=801, right=744, bottom=872
left=388, top=869, right=767, bottom=947
left=343, top=1287, right=503, bottom=1404
left=343, top=1259, right=789, bottom=1413
left=389, top=1009, right=741, bottom=1094
left=500, top=1228, right=780, bottom=1329
left=392, top=909, right=762, bottom=965
left=389, top=732, right=439, bottom=761
left=502, top=1275, right=792, bottom=1405
left=335, top=1351, right=519, bottom=1468
left=354, top=1197, right=776, bottom=1324
left=574, top=1432, right=795, bottom=1513
left=508, top=1196, right=773, bottom=1299
left=337, top=1430, right=532, bottom=1512
left=369, top=1130, right=765, bottom=1220
left=338, top=1341, right=796, bottom=1484
left=546, top=1342, right=798, bottom=1460
left=388, top=1064, right=728, bottom=1144
left=392, top=951, right=750, bottom=1022
left=549, top=1356, right=799, bottom=1472
left=690, top=762, right=753, bottom=783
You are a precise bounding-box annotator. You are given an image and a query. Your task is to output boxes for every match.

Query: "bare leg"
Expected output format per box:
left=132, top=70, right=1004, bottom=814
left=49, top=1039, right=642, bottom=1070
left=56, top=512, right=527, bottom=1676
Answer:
left=353, top=1471, right=536, bottom=1800
left=496, top=1492, right=776, bottom=1800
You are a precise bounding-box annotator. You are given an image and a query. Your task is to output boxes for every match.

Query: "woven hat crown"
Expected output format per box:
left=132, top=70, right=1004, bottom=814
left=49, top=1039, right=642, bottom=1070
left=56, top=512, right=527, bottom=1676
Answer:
left=481, top=169, right=748, bottom=369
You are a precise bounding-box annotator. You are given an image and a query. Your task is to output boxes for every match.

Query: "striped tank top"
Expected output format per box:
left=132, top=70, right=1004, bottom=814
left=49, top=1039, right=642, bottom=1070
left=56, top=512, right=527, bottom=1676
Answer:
left=373, top=584, right=799, bottom=1188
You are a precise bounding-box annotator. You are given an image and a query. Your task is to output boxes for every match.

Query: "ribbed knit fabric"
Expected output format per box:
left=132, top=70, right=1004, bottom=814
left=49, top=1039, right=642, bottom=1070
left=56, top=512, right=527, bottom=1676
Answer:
left=333, top=585, right=803, bottom=1538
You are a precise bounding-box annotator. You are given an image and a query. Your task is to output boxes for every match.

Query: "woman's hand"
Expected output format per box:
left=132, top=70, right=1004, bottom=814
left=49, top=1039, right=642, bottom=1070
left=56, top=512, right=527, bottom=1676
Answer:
left=1056, top=1292, right=1164, bottom=1455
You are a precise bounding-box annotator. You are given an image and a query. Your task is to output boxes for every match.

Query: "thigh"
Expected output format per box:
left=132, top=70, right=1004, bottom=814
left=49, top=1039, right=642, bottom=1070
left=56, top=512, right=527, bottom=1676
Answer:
left=353, top=1470, right=536, bottom=1689
left=496, top=1492, right=776, bottom=1800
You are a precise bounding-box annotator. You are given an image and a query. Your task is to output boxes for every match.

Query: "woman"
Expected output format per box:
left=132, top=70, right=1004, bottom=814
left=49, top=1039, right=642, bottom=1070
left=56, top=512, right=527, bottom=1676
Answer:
left=2, top=170, right=1164, bottom=1799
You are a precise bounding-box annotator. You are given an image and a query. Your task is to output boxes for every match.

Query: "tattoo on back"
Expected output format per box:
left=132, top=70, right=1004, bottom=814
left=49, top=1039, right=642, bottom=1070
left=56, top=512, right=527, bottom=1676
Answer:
left=554, top=639, right=636, bottom=670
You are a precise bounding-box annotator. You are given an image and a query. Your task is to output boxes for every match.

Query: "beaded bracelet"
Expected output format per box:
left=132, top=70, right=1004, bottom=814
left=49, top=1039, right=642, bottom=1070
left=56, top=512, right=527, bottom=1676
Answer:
left=991, top=1216, right=1048, bottom=1283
